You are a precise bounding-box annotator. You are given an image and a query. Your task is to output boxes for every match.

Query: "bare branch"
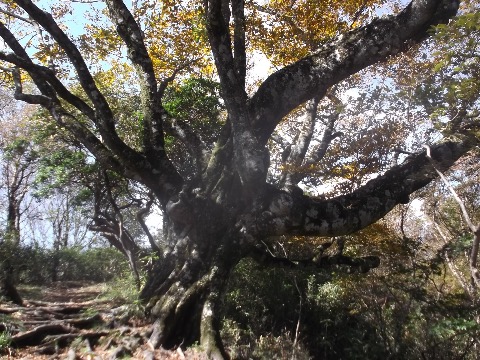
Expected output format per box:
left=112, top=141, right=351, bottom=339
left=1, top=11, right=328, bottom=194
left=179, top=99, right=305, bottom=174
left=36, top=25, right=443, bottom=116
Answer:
left=430, top=217, right=476, bottom=298
left=280, top=96, right=320, bottom=187
left=424, top=145, right=480, bottom=289
left=0, top=8, right=34, bottom=24
left=157, top=58, right=201, bottom=98
left=164, top=117, right=208, bottom=176
left=136, top=192, right=162, bottom=255
left=249, top=245, right=380, bottom=274
left=424, top=145, right=476, bottom=232
left=304, top=112, right=342, bottom=168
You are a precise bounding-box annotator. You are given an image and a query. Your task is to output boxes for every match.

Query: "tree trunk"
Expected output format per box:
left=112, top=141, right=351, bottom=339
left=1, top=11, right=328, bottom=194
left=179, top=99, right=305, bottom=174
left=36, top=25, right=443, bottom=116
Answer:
left=0, top=262, right=23, bottom=305
left=2, top=187, right=22, bottom=302
left=140, top=198, right=243, bottom=359
left=6, top=194, right=21, bottom=245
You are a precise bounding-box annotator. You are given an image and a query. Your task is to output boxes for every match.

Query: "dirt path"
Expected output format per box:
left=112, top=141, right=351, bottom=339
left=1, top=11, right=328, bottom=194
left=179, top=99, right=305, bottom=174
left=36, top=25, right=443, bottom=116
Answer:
left=0, top=282, right=205, bottom=359
left=20, top=281, right=106, bottom=303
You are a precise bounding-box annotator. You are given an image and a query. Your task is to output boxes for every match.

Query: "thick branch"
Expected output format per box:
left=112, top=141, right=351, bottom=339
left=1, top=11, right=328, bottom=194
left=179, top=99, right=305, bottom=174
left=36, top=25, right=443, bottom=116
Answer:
left=10, top=67, right=50, bottom=106
left=205, top=1, right=268, bottom=193
left=0, top=51, right=96, bottom=119
left=12, top=0, right=150, bottom=173
left=1, top=16, right=137, bottom=169
left=0, top=21, right=56, bottom=99
left=280, top=96, right=320, bottom=187
left=232, top=0, right=246, bottom=89
left=3, top=66, right=135, bottom=179
left=13, top=0, right=113, bottom=124
left=0, top=22, right=96, bottom=126
left=249, top=0, right=460, bottom=144
left=48, top=109, right=140, bottom=179
left=2, top=3, right=184, bottom=206
left=258, top=138, right=477, bottom=238
left=205, top=0, right=247, bottom=111
left=104, top=0, right=166, bottom=158
left=89, top=217, right=141, bottom=257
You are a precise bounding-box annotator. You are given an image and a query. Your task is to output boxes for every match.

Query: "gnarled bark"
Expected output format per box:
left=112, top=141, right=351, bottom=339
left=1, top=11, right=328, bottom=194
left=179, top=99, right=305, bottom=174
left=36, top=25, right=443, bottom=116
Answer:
left=139, top=200, right=239, bottom=357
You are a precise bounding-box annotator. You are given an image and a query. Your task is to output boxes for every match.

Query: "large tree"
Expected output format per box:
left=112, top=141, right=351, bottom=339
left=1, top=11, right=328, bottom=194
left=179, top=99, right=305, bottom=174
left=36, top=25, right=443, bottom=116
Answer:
left=0, top=0, right=477, bottom=357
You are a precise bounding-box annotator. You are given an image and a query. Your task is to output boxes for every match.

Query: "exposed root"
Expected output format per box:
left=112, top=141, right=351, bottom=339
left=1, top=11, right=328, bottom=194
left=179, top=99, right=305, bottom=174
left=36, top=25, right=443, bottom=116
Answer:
left=0, top=306, right=22, bottom=314
left=0, top=298, right=148, bottom=359
left=1, top=296, right=212, bottom=359
left=11, top=324, right=74, bottom=347
left=200, top=300, right=228, bottom=360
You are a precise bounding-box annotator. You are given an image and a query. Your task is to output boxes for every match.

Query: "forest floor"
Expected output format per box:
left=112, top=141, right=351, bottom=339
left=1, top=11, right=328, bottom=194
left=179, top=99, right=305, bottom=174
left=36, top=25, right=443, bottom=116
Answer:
left=0, top=281, right=206, bottom=359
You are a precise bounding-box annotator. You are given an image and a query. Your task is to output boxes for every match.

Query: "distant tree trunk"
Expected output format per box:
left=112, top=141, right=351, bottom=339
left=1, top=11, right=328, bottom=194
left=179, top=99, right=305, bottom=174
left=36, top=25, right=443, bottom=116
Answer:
left=2, top=174, right=24, bottom=305
left=51, top=242, right=61, bottom=283
left=0, top=237, right=23, bottom=305
left=50, top=204, right=70, bottom=283
left=6, top=195, right=21, bottom=244
left=0, top=259, right=23, bottom=305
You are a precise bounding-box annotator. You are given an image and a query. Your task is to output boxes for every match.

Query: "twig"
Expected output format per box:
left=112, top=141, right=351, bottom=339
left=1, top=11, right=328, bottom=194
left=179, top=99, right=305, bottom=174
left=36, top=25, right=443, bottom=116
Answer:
left=292, top=276, right=302, bottom=357
left=424, top=145, right=480, bottom=289
left=0, top=9, right=35, bottom=24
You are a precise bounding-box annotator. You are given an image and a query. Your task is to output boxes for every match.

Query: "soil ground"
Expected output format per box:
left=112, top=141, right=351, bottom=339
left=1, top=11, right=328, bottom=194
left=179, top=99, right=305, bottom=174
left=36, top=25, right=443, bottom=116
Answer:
left=0, top=281, right=206, bottom=359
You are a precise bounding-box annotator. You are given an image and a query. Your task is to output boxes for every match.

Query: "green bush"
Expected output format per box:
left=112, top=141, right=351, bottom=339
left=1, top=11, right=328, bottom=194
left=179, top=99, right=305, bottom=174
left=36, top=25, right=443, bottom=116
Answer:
left=48, top=247, right=130, bottom=283
left=222, top=259, right=403, bottom=360
left=0, top=331, right=12, bottom=354
left=0, top=243, right=130, bottom=285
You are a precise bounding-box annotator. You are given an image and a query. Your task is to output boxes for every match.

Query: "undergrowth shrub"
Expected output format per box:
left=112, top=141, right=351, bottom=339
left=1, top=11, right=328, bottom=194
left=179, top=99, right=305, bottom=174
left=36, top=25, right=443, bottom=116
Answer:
left=0, top=243, right=130, bottom=285
left=48, top=247, right=129, bottom=283
left=0, top=330, right=12, bottom=354
left=221, top=258, right=319, bottom=359
left=222, top=256, right=480, bottom=360
left=101, top=268, right=141, bottom=304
